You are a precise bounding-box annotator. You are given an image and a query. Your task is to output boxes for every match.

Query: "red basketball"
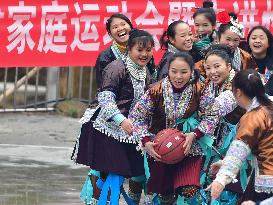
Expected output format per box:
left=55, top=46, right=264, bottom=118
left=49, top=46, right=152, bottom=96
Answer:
left=154, top=128, right=186, bottom=164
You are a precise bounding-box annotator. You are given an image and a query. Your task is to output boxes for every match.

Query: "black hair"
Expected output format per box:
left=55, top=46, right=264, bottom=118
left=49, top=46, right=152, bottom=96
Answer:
left=246, top=25, right=273, bottom=59
left=193, top=1, right=216, bottom=26
left=106, top=13, right=133, bottom=36
left=205, top=44, right=233, bottom=59
left=203, top=0, right=214, bottom=8
left=160, top=20, right=187, bottom=49
left=205, top=49, right=232, bottom=65
left=233, top=69, right=273, bottom=119
left=127, top=29, right=155, bottom=50
left=218, top=12, right=239, bottom=39
left=168, top=52, right=200, bottom=84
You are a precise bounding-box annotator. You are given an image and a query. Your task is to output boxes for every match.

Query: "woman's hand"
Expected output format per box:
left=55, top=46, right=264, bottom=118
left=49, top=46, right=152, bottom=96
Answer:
left=205, top=181, right=225, bottom=199
left=120, top=118, right=133, bottom=135
left=210, top=160, right=223, bottom=177
left=145, top=141, right=161, bottom=161
left=183, top=132, right=196, bottom=155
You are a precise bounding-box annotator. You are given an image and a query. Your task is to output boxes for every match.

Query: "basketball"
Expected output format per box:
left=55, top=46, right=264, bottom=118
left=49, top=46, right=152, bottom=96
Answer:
left=154, top=128, right=186, bottom=164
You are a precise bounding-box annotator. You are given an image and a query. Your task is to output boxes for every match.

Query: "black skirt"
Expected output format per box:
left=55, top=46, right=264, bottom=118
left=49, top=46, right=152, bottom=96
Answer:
left=73, top=120, right=144, bottom=177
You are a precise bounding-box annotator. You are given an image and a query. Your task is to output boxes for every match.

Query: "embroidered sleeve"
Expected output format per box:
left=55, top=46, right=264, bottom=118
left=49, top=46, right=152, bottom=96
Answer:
left=215, top=140, right=251, bottom=186
left=98, top=91, right=121, bottom=121
left=214, top=90, right=237, bottom=116
left=198, top=85, right=220, bottom=136
left=129, top=90, right=155, bottom=141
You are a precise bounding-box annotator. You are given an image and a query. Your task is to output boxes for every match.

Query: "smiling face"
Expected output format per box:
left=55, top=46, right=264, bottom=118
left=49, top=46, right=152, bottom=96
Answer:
left=194, top=14, right=215, bottom=36
left=168, top=57, right=192, bottom=89
left=109, top=17, right=132, bottom=45
left=128, top=42, right=153, bottom=67
left=204, top=54, right=231, bottom=85
left=249, top=28, right=269, bottom=59
left=219, top=29, right=241, bottom=52
left=169, top=23, right=193, bottom=51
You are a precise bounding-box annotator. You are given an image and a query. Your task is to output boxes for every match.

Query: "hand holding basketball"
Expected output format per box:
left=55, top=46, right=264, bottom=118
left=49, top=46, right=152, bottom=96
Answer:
left=145, top=141, right=161, bottom=161
left=183, top=132, right=196, bottom=155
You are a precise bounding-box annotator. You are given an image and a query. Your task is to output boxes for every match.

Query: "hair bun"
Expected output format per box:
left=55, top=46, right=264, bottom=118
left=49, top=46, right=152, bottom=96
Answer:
left=203, top=0, right=214, bottom=8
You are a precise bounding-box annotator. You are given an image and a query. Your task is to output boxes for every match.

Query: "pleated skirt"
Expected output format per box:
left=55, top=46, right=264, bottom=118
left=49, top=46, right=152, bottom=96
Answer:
left=147, top=156, right=202, bottom=195
left=73, top=120, right=144, bottom=177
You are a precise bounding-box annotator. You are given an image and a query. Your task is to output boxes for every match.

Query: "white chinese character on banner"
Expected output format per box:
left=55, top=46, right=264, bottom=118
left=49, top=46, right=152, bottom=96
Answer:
left=6, top=1, right=36, bottom=54
left=0, top=8, right=4, bottom=18
left=103, top=1, right=133, bottom=45
left=38, top=1, right=68, bottom=53
left=145, top=28, right=164, bottom=51
left=135, top=1, right=164, bottom=26
left=262, top=0, right=273, bottom=29
left=168, top=2, right=195, bottom=26
left=234, top=0, right=258, bottom=33
left=71, top=2, right=100, bottom=51
left=168, top=2, right=182, bottom=25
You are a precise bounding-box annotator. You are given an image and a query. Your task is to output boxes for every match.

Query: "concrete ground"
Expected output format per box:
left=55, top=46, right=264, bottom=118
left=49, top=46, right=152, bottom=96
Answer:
left=0, top=112, right=142, bottom=205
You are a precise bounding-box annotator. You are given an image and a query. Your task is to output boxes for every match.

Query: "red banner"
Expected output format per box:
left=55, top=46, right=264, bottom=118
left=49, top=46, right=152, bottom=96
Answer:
left=0, top=0, right=273, bottom=67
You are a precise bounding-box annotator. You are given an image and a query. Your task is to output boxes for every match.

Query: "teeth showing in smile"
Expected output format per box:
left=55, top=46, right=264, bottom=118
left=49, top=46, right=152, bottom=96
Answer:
left=253, top=44, right=262, bottom=48
left=118, top=32, right=126, bottom=37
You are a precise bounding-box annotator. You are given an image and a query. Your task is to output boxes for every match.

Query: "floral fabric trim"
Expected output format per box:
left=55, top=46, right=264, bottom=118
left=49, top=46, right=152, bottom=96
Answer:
left=216, top=140, right=251, bottom=185
left=167, top=43, right=180, bottom=54
left=97, top=91, right=121, bottom=121
left=125, top=55, right=146, bottom=81
left=129, top=89, right=155, bottom=142
left=253, top=157, right=273, bottom=194
left=255, top=175, right=273, bottom=194
left=130, top=76, right=145, bottom=111
left=162, top=77, right=193, bottom=128
left=111, top=41, right=124, bottom=59
left=198, top=85, right=220, bottom=136
left=214, top=90, right=237, bottom=116
left=95, top=91, right=138, bottom=143
left=93, top=116, right=138, bottom=143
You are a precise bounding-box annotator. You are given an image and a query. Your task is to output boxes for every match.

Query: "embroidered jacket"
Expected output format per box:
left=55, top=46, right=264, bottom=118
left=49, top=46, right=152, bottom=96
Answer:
left=92, top=58, right=152, bottom=143
left=197, top=71, right=247, bottom=153
left=129, top=77, right=221, bottom=156
left=215, top=105, right=273, bottom=194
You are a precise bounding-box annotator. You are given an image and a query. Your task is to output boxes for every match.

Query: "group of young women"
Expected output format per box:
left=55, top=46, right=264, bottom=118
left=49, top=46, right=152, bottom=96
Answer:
left=71, top=1, right=273, bottom=205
